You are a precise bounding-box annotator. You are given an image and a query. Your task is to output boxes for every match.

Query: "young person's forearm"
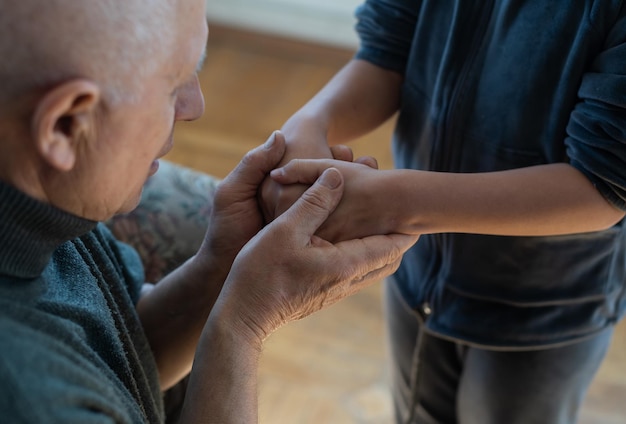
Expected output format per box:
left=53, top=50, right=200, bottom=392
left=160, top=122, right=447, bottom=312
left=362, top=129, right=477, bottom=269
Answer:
left=386, top=163, right=624, bottom=236
left=283, top=59, right=403, bottom=146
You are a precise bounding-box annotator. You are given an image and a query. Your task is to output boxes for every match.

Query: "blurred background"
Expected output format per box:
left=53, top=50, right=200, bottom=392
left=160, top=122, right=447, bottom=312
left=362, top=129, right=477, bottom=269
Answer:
left=166, top=2, right=626, bottom=422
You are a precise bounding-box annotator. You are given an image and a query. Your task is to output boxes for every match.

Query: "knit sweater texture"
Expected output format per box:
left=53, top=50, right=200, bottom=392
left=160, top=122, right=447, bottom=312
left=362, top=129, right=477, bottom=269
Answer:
left=0, top=181, right=164, bottom=423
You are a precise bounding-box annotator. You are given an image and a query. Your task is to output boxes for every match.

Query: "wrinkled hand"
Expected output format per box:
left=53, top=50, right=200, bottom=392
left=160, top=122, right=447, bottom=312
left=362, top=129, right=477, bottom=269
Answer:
left=270, top=158, right=399, bottom=242
left=216, top=167, right=418, bottom=342
left=197, top=131, right=287, bottom=279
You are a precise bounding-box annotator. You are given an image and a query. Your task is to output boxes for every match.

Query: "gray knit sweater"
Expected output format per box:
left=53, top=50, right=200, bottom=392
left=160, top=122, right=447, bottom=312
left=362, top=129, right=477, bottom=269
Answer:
left=0, top=181, right=164, bottom=423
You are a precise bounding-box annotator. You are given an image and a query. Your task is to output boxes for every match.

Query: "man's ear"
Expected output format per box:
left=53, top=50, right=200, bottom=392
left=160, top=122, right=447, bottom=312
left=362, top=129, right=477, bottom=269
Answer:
left=31, top=80, right=101, bottom=172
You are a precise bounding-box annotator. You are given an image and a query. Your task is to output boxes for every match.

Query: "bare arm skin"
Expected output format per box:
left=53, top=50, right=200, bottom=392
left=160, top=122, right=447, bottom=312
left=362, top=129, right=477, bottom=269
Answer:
left=261, top=59, right=403, bottom=221
left=281, top=59, right=403, bottom=147
left=136, top=132, right=290, bottom=390
left=262, top=59, right=624, bottom=239
left=271, top=159, right=624, bottom=240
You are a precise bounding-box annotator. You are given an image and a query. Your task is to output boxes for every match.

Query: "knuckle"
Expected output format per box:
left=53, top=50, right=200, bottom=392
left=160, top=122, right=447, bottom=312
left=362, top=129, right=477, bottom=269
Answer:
left=212, top=180, right=231, bottom=203
left=301, top=187, right=330, bottom=212
left=239, top=149, right=258, bottom=168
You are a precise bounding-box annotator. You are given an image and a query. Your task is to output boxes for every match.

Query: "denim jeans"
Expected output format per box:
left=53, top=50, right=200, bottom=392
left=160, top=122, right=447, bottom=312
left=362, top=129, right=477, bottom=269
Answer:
left=384, top=278, right=614, bottom=424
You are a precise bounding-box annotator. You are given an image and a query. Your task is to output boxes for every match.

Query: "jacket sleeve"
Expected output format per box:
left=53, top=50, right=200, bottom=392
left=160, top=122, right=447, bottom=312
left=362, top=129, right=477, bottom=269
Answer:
left=354, top=0, right=421, bottom=74
left=565, top=9, right=626, bottom=211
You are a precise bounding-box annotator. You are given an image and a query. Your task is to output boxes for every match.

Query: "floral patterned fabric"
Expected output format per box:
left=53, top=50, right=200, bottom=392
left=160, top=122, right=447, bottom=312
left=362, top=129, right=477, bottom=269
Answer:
left=106, top=160, right=219, bottom=283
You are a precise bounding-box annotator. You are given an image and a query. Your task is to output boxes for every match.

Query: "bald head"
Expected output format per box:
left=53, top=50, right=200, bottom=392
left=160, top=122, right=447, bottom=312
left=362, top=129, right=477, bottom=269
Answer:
left=0, top=0, right=207, bottom=221
left=0, top=0, right=175, bottom=106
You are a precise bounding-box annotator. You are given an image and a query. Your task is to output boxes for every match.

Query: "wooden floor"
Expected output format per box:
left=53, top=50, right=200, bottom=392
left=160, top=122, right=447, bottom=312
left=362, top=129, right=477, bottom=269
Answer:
left=168, top=25, right=626, bottom=424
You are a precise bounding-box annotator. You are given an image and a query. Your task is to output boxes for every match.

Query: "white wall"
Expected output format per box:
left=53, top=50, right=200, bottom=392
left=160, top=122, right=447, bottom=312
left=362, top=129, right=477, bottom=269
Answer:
left=205, top=0, right=362, bottom=48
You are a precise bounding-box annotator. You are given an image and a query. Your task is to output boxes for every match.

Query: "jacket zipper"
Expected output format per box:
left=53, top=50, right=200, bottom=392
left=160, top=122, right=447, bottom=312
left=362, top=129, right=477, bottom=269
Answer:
left=427, top=1, right=495, bottom=312
left=436, top=0, right=495, bottom=172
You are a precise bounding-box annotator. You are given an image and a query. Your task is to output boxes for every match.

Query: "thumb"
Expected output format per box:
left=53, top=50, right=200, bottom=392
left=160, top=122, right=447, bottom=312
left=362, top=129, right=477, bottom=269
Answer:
left=276, top=167, right=344, bottom=241
left=223, top=130, right=286, bottom=189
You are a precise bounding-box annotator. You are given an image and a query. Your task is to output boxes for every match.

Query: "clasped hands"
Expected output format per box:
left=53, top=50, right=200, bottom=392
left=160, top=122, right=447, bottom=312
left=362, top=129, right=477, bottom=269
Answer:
left=202, top=131, right=417, bottom=346
left=261, top=141, right=397, bottom=242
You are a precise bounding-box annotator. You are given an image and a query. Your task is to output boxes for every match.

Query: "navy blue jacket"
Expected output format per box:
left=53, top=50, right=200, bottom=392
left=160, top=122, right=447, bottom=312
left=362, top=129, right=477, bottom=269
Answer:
left=355, top=0, right=626, bottom=348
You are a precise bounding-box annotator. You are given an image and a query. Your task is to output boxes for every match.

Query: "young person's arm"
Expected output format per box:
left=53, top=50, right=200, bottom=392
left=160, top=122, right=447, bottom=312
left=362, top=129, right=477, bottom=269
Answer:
left=270, top=159, right=625, bottom=240
left=261, top=59, right=403, bottom=221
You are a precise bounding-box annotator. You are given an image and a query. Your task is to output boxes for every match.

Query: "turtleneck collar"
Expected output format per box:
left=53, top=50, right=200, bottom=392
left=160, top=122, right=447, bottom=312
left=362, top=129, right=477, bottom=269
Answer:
left=0, top=180, right=97, bottom=279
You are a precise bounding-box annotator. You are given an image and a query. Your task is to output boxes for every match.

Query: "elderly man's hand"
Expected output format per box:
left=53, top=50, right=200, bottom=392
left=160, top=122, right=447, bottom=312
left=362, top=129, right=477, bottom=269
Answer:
left=197, top=131, right=288, bottom=280
left=212, top=167, right=418, bottom=343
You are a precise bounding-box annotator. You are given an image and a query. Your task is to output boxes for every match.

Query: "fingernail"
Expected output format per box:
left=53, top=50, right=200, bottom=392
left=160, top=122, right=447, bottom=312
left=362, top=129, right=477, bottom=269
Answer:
left=270, top=168, right=284, bottom=178
left=319, top=168, right=341, bottom=189
left=264, top=131, right=277, bottom=149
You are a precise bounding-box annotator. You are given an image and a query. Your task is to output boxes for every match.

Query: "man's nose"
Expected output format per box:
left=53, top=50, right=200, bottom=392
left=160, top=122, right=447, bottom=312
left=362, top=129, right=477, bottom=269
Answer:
left=175, top=75, right=205, bottom=121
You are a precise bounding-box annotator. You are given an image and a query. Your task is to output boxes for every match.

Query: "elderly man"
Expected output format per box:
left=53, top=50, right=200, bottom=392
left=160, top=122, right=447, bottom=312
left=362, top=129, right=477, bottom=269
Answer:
left=0, top=0, right=417, bottom=422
